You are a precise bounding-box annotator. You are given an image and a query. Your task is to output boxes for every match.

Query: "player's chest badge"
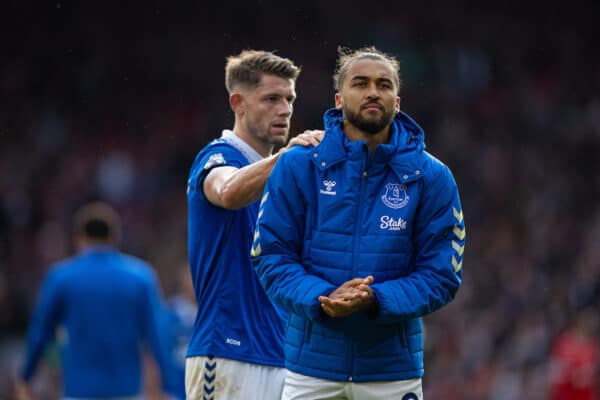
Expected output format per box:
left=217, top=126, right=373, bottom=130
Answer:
left=381, top=183, right=409, bottom=209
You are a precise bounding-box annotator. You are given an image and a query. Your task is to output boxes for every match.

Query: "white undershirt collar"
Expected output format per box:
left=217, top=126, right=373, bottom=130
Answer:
left=221, top=130, right=264, bottom=164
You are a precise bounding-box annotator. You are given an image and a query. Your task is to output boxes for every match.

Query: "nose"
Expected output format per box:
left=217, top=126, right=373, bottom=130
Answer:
left=277, top=100, right=293, bottom=116
left=365, top=83, right=380, bottom=99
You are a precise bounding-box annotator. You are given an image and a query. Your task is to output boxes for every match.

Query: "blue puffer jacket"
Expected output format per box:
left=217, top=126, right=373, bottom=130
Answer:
left=251, top=108, right=465, bottom=382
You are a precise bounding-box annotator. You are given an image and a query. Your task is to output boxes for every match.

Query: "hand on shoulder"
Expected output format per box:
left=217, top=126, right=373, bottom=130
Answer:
left=284, top=129, right=324, bottom=151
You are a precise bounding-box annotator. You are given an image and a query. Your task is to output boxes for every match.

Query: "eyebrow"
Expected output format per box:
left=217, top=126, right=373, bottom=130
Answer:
left=350, top=75, right=394, bottom=84
left=260, top=91, right=297, bottom=100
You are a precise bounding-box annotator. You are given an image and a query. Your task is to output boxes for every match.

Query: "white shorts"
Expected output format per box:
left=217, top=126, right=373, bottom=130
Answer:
left=185, top=356, right=286, bottom=400
left=282, top=370, right=423, bottom=400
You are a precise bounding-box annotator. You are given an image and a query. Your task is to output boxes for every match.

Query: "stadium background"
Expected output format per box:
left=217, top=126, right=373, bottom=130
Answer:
left=1, top=1, right=599, bottom=398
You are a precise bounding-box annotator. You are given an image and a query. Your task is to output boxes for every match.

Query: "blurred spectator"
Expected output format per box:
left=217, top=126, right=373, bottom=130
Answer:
left=549, top=307, right=599, bottom=400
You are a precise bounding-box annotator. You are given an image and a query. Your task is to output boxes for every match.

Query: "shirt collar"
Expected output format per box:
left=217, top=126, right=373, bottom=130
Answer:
left=221, top=129, right=264, bottom=164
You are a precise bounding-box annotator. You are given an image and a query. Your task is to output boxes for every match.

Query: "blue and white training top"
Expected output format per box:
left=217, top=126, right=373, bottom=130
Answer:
left=21, top=246, right=169, bottom=398
left=186, top=130, right=286, bottom=367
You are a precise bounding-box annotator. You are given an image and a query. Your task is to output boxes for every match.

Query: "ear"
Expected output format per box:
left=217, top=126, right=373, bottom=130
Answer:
left=229, top=93, right=244, bottom=115
left=395, top=96, right=401, bottom=112
left=335, top=92, right=343, bottom=110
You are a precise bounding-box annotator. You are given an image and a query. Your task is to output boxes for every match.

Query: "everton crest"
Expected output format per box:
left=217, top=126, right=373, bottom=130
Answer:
left=381, top=183, right=409, bottom=209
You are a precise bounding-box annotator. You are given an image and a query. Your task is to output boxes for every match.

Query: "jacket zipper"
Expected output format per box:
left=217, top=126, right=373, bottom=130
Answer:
left=348, top=148, right=369, bottom=380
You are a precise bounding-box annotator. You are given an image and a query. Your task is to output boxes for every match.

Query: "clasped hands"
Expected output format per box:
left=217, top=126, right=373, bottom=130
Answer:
left=318, top=276, right=376, bottom=318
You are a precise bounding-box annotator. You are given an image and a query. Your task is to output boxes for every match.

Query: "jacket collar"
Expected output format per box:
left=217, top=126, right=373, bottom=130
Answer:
left=313, top=108, right=426, bottom=183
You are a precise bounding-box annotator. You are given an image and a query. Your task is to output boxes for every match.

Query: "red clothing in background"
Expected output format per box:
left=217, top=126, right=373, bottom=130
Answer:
left=549, top=330, right=599, bottom=400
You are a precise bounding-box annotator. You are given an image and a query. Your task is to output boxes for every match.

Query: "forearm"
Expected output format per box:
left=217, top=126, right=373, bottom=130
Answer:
left=371, top=266, right=461, bottom=323
left=254, top=258, right=337, bottom=321
left=208, top=130, right=323, bottom=209
left=14, top=379, right=34, bottom=400
left=215, top=152, right=282, bottom=209
left=21, top=283, right=59, bottom=382
left=21, top=330, right=47, bottom=381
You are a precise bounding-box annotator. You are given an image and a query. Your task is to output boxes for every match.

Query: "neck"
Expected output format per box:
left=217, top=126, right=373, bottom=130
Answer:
left=232, top=120, right=274, bottom=158
left=342, top=122, right=390, bottom=155
left=184, top=291, right=197, bottom=305
left=76, top=238, right=114, bottom=252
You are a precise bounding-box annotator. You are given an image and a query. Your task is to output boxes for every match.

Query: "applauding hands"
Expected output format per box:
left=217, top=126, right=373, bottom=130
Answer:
left=318, top=276, right=377, bottom=318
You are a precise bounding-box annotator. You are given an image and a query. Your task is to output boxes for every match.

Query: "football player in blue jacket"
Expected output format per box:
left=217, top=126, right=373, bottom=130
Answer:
left=252, top=46, right=466, bottom=400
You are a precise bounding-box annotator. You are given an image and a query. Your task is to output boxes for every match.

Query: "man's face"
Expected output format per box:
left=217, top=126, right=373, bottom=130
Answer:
left=242, top=74, right=296, bottom=147
left=335, top=58, right=400, bottom=135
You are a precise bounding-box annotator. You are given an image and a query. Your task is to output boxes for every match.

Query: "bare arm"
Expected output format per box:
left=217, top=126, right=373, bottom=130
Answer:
left=203, top=130, right=323, bottom=210
left=14, top=380, right=34, bottom=400
left=203, top=155, right=279, bottom=210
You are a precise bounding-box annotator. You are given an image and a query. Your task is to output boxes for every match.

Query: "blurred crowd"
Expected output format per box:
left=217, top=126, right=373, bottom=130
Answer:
left=1, top=1, right=600, bottom=398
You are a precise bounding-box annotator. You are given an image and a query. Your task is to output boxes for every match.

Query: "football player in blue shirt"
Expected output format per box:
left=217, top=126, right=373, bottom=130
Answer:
left=16, top=201, right=170, bottom=400
left=185, top=50, right=322, bottom=400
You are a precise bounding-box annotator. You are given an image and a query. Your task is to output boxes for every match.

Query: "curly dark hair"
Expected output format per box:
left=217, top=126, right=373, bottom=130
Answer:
left=332, top=46, right=401, bottom=92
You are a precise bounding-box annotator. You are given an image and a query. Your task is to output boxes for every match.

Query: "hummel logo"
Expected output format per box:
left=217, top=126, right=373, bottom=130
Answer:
left=320, top=180, right=337, bottom=195
left=203, top=357, right=216, bottom=400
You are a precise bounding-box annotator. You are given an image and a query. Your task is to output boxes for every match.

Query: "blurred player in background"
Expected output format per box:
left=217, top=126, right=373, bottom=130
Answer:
left=252, top=46, right=466, bottom=399
left=15, top=201, right=171, bottom=400
left=185, top=49, right=322, bottom=400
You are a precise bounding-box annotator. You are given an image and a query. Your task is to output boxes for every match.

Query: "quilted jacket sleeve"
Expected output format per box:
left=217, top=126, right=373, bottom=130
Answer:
left=251, top=152, right=337, bottom=321
left=371, top=162, right=465, bottom=323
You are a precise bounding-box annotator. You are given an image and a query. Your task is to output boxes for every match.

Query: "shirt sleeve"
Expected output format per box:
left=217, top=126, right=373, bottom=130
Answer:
left=21, top=267, right=64, bottom=381
left=187, top=142, right=247, bottom=198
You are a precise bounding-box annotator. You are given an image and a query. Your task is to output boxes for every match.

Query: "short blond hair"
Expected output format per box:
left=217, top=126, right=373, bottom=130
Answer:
left=225, top=50, right=300, bottom=93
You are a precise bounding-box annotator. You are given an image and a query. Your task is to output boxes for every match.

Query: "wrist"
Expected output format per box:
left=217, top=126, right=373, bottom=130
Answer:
left=275, top=146, right=287, bottom=156
left=366, top=291, right=379, bottom=317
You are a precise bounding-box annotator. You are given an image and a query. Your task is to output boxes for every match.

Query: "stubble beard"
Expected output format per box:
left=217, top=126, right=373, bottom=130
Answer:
left=344, top=105, right=395, bottom=135
left=267, top=128, right=289, bottom=147
left=247, top=119, right=288, bottom=148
